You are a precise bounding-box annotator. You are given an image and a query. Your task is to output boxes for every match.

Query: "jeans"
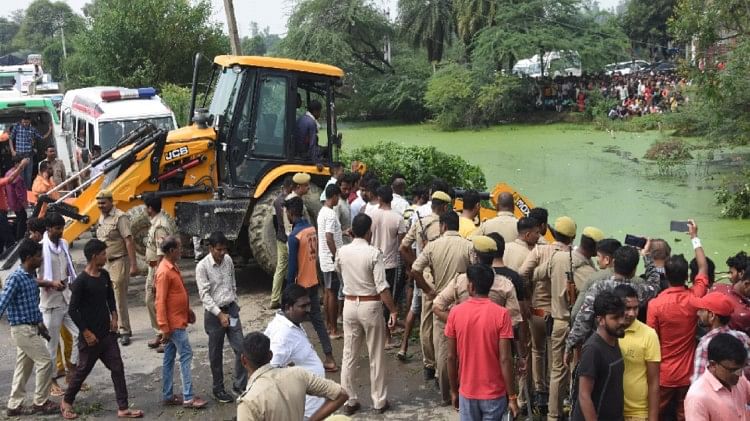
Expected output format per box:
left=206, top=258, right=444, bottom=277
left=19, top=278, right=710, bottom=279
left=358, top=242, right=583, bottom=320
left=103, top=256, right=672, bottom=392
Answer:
left=459, top=394, right=508, bottom=421
left=21, top=154, right=33, bottom=189
left=204, top=303, right=247, bottom=394
left=162, top=328, right=194, bottom=401
left=307, top=286, right=333, bottom=355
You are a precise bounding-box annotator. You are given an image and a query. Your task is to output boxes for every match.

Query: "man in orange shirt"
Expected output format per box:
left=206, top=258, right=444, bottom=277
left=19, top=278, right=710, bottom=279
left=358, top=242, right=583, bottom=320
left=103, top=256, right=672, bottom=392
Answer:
left=285, top=196, right=337, bottom=372
left=155, top=236, right=207, bottom=409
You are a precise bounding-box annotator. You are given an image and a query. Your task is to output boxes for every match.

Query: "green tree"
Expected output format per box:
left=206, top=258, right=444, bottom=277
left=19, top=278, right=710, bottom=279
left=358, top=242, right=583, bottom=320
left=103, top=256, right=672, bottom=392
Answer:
left=67, top=0, right=228, bottom=88
left=621, top=0, right=677, bottom=59
left=11, top=0, right=83, bottom=52
left=0, top=17, right=21, bottom=55
left=398, top=0, right=455, bottom=65
left=280, top=0, right=394, bottom=74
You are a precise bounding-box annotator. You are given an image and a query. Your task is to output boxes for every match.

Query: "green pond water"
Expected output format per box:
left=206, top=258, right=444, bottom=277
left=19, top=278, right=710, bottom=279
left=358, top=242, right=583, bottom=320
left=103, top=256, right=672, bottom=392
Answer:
left=342, top=123, right=750, bottom=272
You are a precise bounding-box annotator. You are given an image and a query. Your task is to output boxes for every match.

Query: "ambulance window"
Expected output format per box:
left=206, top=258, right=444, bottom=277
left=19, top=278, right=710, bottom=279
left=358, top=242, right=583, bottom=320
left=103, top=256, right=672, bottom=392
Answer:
left=76, top=119, right=86, bottom=147
left=62, top=109, right=71, bottom=130
left=87, top=123, right=95, bottom=149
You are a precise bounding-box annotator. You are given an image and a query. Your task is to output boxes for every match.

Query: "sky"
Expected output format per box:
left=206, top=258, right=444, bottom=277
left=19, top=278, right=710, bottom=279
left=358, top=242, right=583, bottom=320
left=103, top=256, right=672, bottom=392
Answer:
left=1, top=0, right=623, bottom=37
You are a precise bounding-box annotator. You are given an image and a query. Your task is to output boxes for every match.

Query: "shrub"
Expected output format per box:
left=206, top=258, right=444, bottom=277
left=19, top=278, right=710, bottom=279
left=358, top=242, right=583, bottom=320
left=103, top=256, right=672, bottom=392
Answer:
left=424, top=64, right=477, bottom=130
left=342, top=141, right=486, bottom=191
left=643, top=138, right=693, bottom=161
left=716, top=169, right=750, bottom=218
left=159, top=84, right=192, bottom=128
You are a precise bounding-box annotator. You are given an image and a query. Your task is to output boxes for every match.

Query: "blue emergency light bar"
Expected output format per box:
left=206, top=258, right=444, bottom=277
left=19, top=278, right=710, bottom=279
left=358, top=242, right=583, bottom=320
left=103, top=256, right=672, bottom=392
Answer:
left=100, top=87, right=157, bottom=102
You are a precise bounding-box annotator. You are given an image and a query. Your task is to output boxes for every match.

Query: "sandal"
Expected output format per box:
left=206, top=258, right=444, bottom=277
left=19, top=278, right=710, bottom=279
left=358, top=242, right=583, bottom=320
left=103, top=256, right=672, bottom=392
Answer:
left=182, top=396, right=208, bottom=409
left=50, top=382, right=65, bottom=397
left=61, top=404, right=78, bottom=420
left=117, top=409, right=144, bottom=418
left=396, top=351, right=410, bottom=362
left=324, top=363, right=339, bottom=373
left=162, top=395, right=183, bottom=406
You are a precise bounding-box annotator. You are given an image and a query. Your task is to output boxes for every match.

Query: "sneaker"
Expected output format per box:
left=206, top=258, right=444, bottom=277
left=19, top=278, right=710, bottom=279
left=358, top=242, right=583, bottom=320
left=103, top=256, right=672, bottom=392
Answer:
left=423, top=367, right=436, bottom=381
left=6, top=406, right=25, bottom=416
left=213, top=390, right=234, bottom=403
left=119, top=334, right=131, bottom=346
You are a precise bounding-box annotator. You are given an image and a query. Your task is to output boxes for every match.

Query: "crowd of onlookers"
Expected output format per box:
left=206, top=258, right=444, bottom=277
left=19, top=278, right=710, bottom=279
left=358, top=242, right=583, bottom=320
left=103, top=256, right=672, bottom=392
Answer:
left=536, top=71, right=689, bottom=118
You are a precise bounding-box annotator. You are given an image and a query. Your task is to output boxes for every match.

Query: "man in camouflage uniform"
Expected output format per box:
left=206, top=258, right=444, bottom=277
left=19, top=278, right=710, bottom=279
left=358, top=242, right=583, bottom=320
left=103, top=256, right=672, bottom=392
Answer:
left=144, top=195, right=177, bottom=352
left=96, top=190, right=138, bottom=345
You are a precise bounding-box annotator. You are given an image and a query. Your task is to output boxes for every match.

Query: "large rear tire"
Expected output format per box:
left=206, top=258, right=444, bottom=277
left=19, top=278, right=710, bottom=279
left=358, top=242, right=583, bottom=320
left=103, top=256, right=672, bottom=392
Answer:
left=248, top=183, right=323, bottom=275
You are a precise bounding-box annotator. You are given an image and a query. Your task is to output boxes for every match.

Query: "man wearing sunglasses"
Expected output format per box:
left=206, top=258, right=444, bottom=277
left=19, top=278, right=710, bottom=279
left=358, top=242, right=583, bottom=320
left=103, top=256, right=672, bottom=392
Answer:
left=684, top=333, right=750, bottom=420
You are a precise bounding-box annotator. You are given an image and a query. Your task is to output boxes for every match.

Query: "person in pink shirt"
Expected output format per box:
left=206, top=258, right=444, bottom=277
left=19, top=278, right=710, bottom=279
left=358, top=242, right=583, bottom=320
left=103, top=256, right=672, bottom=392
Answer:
left=685, top=333, right=750, bottom=421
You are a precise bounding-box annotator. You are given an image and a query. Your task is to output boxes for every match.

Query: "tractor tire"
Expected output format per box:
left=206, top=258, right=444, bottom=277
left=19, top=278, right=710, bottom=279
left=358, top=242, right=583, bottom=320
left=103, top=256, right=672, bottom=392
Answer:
left=127, top=205, right=150, bottom=256
left=248, top=183, right=323, bottom=275
left=126, top=205, right=150, bottom=275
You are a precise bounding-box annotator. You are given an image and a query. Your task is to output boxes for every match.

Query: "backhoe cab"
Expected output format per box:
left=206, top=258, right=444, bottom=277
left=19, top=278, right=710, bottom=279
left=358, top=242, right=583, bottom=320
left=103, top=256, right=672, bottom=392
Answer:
left=28, top=55, right=344, bottom=275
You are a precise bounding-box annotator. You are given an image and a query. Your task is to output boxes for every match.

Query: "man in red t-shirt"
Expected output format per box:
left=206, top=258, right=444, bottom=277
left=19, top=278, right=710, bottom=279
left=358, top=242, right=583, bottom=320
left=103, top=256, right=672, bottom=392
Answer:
left=446, top=264, right=518, bottom=419
left=646, top=220, right=709, bottom=421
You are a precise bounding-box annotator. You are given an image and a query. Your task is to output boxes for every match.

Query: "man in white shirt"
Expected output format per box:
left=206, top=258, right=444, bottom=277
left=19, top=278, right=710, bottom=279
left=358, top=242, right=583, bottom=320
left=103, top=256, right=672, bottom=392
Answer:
left=390, top=176, right=410, bottom=216
left=317, top=184, right=343, bottom=339
left=319, top=162, right=343, bottom=202
left=39, top=213, right=79, bottom=396
left=195, top=231, right=247, bottom=403
left=264, top=284, right=328, bottom=419
left=369, top=186, right=406, bottom=348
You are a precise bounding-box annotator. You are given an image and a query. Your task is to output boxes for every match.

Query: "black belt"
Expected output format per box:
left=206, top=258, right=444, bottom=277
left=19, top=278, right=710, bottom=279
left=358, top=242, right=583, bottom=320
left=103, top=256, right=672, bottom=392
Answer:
left=219, top=302, right=236, bottom=313
left=108, top=255, right=125, bottom=262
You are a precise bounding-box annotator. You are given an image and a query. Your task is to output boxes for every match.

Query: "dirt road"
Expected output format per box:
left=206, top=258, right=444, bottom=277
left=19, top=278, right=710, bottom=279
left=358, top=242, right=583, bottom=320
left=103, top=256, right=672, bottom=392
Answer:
left=0, top=240, right=455, bottom=420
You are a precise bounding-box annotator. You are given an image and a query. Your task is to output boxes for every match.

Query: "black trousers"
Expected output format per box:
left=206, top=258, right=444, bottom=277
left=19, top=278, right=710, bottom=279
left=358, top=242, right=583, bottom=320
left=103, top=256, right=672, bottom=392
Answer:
left=13, top=208, right=26, bottom=241
left=204, top=302, right=247, bottom=394
left=0, top=211, right=14, bottom=253
left=64, top=332, right=129, bottom=410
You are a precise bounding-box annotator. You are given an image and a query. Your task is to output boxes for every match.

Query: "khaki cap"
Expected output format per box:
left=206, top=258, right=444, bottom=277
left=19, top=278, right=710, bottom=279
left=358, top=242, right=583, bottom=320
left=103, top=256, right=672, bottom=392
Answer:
left=582, top=226, right=605, bottom=242
left=431, top=191, right=451, bottom=203
left=96, top=190, right=113, bottom=200
left=292, top=172, right=311, bottom=184
left=472, top=235, right=498, bottom=253
left=554, top=216, right=576, bottom=238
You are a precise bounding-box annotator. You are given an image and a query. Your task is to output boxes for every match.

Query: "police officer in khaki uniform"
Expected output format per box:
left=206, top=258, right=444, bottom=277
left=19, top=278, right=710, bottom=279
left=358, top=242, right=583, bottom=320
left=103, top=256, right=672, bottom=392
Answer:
left=144, top=195, right=177, bottom=351
left=476, top=191, right=518, bottom=242
left=410, top=208, right=473, bottom=404
left=96, top=190, right=138, bottom=345
left=433, top=235, right=524, bottom=326
left=546, top=224, right=601, bottom=421
left=517, top=216, right=574, bottom=412
left=399, top=191, right=450, bottom=381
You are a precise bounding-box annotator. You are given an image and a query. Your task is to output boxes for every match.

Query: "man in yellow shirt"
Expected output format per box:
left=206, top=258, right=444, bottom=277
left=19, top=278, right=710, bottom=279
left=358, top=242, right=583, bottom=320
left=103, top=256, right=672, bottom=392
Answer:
left=614, top=284, right=661, bottom=421
left=458, top=190, right=480, bottom=238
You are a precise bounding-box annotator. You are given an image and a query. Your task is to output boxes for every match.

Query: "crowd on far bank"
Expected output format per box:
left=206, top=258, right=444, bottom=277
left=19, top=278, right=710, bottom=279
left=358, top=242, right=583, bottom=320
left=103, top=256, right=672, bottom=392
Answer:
left=536, top=71, right=688, bottom=118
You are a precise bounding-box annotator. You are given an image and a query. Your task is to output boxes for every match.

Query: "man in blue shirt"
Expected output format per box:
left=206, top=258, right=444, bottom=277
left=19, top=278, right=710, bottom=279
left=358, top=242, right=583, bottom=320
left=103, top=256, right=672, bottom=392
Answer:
left=294, top=100, right=322, bottom=162
left=10, top=115, right=51, bottom=187
left=0, top=239, right=58, bottom=416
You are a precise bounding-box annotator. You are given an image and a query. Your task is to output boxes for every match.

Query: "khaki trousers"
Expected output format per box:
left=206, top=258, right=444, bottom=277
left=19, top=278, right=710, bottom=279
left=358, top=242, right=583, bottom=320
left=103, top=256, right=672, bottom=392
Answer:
left=547, top=319, right=570, bottom=420
left=433, top=318, right=450, bottom=403
left=530, top=314, right=551, bottom=392
left=145, top=265, right=159, bottom=333
left=341, top=300, right=387, bottom=409
left=270, top=240, right=288, bottom=305
left=420, top=294, right=435, bottom=369
left=8, top=325, right=53, bottom=409
left=517, top=343, right=532, bottom=406
left=106, top=257, right=131, bottom=335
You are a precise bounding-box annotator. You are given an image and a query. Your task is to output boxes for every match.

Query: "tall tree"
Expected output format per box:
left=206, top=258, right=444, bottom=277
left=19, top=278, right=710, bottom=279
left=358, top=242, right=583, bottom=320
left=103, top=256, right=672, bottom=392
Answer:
left=11, top=0, right=83, bottom=52
left=621, top=0, right=677, bottom=59
left=280, top=0, right=394, bottom=73
left=454, top=0, right=499, bottom=47
left=398, top=0, right=455, bottom=64
left=0, top=17, right=21, bottom=55
left=67, top=0, right=228, bottom=88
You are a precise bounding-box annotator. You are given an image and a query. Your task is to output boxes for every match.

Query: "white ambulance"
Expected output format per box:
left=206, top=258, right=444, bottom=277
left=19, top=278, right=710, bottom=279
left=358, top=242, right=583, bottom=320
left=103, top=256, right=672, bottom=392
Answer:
left=60, top=87, right=177, bottom=167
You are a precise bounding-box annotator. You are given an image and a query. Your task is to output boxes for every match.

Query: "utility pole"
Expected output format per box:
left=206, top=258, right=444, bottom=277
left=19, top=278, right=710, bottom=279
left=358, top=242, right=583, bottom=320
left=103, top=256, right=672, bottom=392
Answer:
left=223, top=0, right=242, bottom=55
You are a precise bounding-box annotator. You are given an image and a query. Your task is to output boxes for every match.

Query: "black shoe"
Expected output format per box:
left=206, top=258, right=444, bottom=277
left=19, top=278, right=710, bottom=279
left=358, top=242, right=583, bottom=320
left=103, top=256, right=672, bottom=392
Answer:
left=423, top=367, right=435, bottom=381
left=374, top=400, right=390, bottom=414
left=119, top=334, right=131, bottom=346
left=232, top=385, right=244, bottom=396
left=214, top=390, right=234, bottom=403
left=342, top=402, right=361, bottom=416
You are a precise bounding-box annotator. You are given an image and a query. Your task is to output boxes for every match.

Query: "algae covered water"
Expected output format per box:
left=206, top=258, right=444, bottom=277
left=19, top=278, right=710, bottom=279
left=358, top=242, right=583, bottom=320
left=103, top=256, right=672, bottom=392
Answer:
left=344, top=123, right=750, bottom=272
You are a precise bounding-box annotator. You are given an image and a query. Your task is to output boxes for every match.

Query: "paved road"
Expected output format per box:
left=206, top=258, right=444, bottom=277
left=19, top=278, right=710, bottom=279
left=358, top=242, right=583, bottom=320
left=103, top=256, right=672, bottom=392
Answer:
left=0, top=239, right=455, bottom=420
